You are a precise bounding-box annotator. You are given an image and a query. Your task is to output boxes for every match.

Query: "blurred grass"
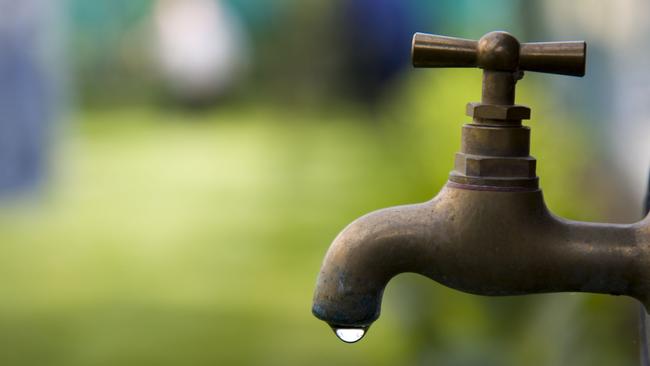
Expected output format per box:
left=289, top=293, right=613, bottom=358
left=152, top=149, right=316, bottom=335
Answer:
left=0, top=71, right=639, bottom=365
left=0, top=106, right=424, bottom=366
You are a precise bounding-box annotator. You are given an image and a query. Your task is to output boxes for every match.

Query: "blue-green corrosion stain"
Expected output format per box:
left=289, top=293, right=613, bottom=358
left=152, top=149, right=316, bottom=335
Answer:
left=312, top=270, right=381, bottom=327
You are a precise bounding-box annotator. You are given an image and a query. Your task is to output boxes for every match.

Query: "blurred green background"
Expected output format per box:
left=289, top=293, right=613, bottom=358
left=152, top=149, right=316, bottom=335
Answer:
left=0, top=0, right=646, bottom=365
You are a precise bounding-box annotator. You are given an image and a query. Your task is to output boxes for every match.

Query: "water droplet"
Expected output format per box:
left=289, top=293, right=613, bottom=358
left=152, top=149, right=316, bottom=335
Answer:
left=332, top=327, right=367, bottom=343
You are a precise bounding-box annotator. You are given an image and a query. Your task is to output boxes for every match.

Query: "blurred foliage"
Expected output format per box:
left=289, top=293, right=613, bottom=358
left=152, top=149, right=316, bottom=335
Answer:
left=0, top=70, right=639, bottom=365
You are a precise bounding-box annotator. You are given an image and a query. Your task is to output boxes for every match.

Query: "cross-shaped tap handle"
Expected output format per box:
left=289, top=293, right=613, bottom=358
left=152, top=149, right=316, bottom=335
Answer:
left=412, top=31, right=586, bottom=105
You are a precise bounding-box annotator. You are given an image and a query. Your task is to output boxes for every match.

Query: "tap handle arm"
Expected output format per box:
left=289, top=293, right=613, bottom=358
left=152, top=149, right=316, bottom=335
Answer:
left=519, top=41, right=586, bottom=77
left=411, top=34, right=478, bottom=69
left=412, top=32, right=586, bottom=77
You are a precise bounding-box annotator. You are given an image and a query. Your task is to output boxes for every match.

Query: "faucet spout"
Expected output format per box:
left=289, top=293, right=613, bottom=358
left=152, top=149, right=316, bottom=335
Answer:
left=312, top=194, right=445, bottom=328
left=312, top=184, right=650, bottom=330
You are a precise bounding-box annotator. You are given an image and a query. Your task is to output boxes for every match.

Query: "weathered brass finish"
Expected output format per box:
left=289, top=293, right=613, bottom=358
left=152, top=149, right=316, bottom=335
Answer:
left=312, top=31, right=648, bottom=332
left=417, top=31, right=584, bottom=190
left=412, top=31, right=586, bottom=76
left=466, top=103, right=530, bottom=122
left=313, top=186, right=650, bottom=327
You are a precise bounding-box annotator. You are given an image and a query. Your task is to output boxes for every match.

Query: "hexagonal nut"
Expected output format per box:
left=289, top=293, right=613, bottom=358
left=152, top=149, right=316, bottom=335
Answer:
left=466, top=103, right=531, bottom=120
left=454, top=153, right=536, bottom=178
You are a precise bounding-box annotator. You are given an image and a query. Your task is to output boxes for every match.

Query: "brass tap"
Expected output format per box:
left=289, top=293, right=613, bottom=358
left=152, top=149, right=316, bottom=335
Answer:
left=312, top=31, right=650, bottom=340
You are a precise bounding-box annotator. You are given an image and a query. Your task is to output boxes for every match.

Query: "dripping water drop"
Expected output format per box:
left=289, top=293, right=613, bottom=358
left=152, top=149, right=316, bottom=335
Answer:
left=332, top=327, right=367, bottom=343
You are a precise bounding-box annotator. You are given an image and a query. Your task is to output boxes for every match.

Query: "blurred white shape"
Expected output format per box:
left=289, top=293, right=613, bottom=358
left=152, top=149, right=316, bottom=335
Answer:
left=153, top=0, right=248, bottom=101
left=542, top=0, right=649, bottom=46
left=542, top=0, right=650, bottom=206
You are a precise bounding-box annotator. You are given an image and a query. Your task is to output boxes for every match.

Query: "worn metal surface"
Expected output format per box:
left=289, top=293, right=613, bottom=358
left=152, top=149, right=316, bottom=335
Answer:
left=313, top=185, right=650, bottom=327
left=412, top=31, right=586, bottom=76
left=640, top=171, right=650, bottom=366
left=311, top=31, right=650, bottom=332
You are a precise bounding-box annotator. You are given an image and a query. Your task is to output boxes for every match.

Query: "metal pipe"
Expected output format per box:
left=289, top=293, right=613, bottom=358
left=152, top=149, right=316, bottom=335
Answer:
left=313, top=185, right=650, bottom=328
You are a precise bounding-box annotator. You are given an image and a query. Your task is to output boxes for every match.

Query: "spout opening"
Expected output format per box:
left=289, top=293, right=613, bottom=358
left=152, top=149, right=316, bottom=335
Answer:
left=312, top=294, right=381, bottom=329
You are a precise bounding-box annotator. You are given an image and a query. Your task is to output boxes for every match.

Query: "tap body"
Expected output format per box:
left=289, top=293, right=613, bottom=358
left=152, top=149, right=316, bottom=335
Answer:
left=312, top=31, right=647, bottom=332
left=313, top=183, right=650, bottom=328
